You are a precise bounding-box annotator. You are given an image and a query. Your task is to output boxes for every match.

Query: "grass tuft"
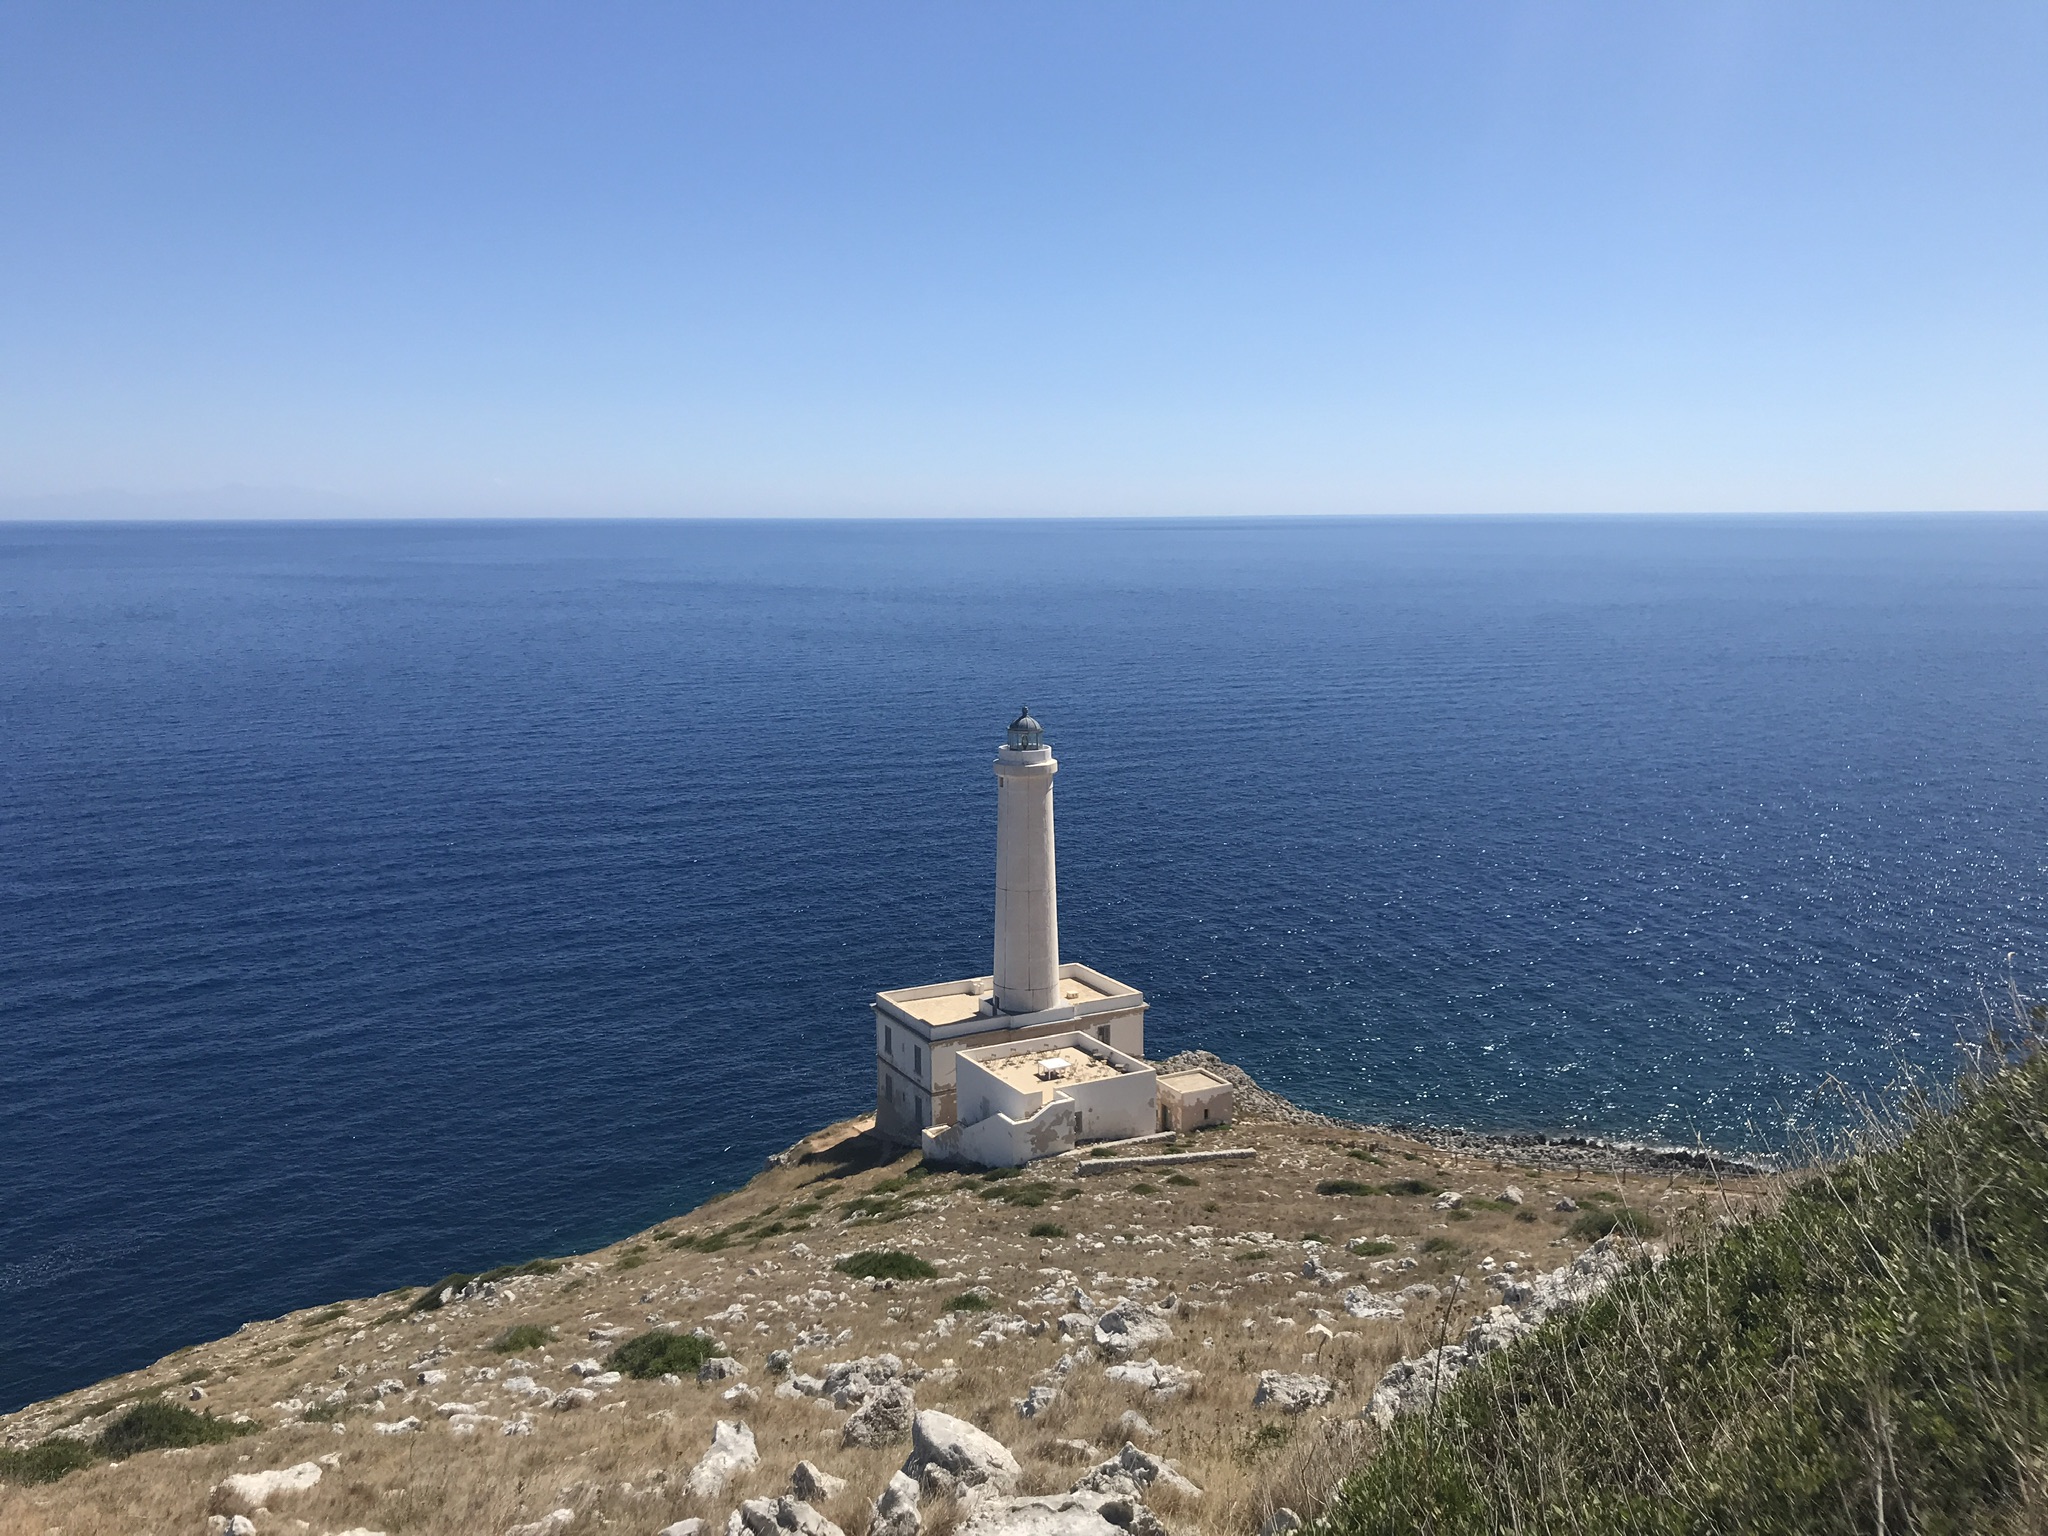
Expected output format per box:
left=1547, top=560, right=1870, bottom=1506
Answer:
left=1027, top=1222, right=1067, bottom=1238
left=490, top=1323, right=553, bottom=1354
left=943, top=1290, right=996, bottom=1313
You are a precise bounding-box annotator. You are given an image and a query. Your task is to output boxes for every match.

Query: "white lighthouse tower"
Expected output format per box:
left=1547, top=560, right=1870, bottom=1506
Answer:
left=870, top=707, right=1150, bottom=1144
left=993, top=707, right=1060, bottom=1015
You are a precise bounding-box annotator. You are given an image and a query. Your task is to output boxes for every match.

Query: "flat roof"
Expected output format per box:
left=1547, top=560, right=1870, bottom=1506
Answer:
left=980, top=1048, right=1134, bottom=1093
left=1159, top=1067, right=1231, bottom=1094
left=878, top=969, right=1120, bottom=1029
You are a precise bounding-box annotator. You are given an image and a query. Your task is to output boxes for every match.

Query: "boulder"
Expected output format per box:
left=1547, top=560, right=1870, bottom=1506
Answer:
left=505, top=1512, right=574, bottom=1536
left=842, top=1381, right=916, bottom=1448
left=1555, top=1196, right=1579, bottom=1212
left=686, top=1419, right=760, bottom=1499
left=658, top=1523, right=707, bottom=1536
left=822, top=1353, right=908, bottom=1407
left=1252, top=1373, right=1334, bottom=1414
left=1260, top=1510, right=1303, bottom=1536
left=1339, top=1287, right=1402, bottom=1321
left=1501, top=1186, right=1525, bottom=1206
left=735, top=1496, right=846, bottom=1536
left=699, top=1356, right=745, bottom=1383
left=213, top=1461, right=321, bottom=1513
left=1013, top=1384, right=1061, bottom=1420
left=1091, top=1300, right=1172, bottom=1357
left=790, top=1461, right=847, bottom=1502
left=1101, top=1359, right=1199, bottom=1399
left=1073, top=1442, right=1201, bottom=1500
left=1433, top=1191, right=1464, bottom=1211
left=903, top=1409, right=1022, bottom=1493
left=957, top=1492, right=1162, bottom=1536
left=372, top=1416, right=422, bottom=1434
left=206, top=1519, right=257, bottom=1536
left=767, top=1350, right=794, bottom=1376
left=870, top=1470, right=922, bottom=1536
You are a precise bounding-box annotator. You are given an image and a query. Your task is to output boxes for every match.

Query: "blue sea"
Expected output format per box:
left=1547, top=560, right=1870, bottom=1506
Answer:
left=4, top=515, right=2046, bottom=1412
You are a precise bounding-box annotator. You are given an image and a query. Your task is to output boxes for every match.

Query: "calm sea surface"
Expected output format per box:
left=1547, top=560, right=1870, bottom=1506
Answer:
left=4, top=516, right=2046, bottom=1410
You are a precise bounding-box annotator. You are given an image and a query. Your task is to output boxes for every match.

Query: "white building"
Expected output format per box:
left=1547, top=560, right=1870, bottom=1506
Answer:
left=930, top=1032, right=1158, bottom=1167
left=872, top=708, right=1231, bottom=1163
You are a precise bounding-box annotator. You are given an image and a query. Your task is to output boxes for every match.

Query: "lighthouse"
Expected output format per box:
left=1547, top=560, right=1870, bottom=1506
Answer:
left=870, top=707, right=1151, bottom=1144
left=993, top=707, right=1060, bottom=1014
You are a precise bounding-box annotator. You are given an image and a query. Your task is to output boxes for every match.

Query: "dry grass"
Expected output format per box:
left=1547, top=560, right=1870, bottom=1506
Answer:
left=0, top=1116, right=1767, bottom=1536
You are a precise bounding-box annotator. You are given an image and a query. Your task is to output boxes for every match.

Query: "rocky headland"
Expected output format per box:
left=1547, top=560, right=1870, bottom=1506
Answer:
left=0, top=1062, right=1767, bottom=1536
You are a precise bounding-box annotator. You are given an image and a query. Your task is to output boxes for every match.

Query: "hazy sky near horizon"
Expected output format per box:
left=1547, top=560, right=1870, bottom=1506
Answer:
left=3, top=3, right=2045, bottom=518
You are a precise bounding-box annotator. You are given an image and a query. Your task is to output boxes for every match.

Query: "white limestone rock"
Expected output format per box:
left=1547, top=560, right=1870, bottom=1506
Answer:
left=686, top=1419, right=760, bottom=1499
left=505, top=1510, right=574, bottom=1536
left=206, top=1519, right=257, bottom=1536
left=1091, top=1300, right=1172, bottom=1357
left=789, top=1460, right=847, bottom=1502
left=658, top=1522, right=707, bottom=1536
left=903, top=1409, right=1022, bottom=1493
left=1013, top=1384, right=1061, bottom=1420
left=957, top=1491, right=1163, bottom=1536
left=735, top=1496, right=846, bottom=1536
left=1072, top=1442, right=1201, bottom=1500
left=213, top=1461, right=322, bottom=1512
left=1252, top=1373, right=1334, bottom=1414
left=699, top=1356, right=745, bottom=1383
left=1340, top=1287, right=1403, bottom=1321
left=870, top=1470, right=923, bottom=1536
left=1101, top=1359, right=1198, bottom=1399
left=372, top=1416, right=421, bottom=1435
left=822, top=1353, right=909, bottom=1407
left=842, top=1380, right=916, bottom=1448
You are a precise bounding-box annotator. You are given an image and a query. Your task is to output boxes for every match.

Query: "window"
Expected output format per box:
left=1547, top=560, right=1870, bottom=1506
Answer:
left=913, top=1044, right=923, bottom=1076
left=884, top=1025, right=893, bottom=1056
left=1096, top=1025, right=1110, bottom=1043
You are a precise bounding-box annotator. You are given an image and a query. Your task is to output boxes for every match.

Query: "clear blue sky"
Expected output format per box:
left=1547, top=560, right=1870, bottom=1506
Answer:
left=3, top=3, right=2044, bottom=517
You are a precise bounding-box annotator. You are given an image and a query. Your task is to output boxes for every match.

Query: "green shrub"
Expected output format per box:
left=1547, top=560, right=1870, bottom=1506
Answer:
left=1130, top=1182, right=1161, bottom=1195
left=1384, top=1177, right=1437, bottom=1197
left=1316, top=1178, right=1376, bottom=1197
left=1568, top=1207, right=1661, bottom=1242
left=606, top=1330, right=720, bottom=1379
left=1421, top=1235, right=1461, bottom=1255
left=1165, top=1173, right=1199, bottom=1187
left=1348, top=1149, right=1386, bottom=1166
left=834, top=1249, right=938, bottom=1281
left=1351, top=1239, right=1398, bottom=1256
left=0, top=1436, right=97, bottom=1484
left=1027, top=1222, right=1067, bottom=1238
left=943, top=1290, right=996, bottom=1313
left=614, top=1245, right=650, bottom=1271
left=97, top=1401, right=251, bottom=1457
left=1321, top=1039, right=2048, bottom=1536
left=410, top=1272, right=475, bottom=1311
left=490, top=1323, right=553, bottom=1353
left=978, top=1180, right=1058, bottom=1208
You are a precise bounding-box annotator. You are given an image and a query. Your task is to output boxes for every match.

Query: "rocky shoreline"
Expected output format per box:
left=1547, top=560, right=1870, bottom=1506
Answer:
left=1157, top=1052, right=1777, bottom=1178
